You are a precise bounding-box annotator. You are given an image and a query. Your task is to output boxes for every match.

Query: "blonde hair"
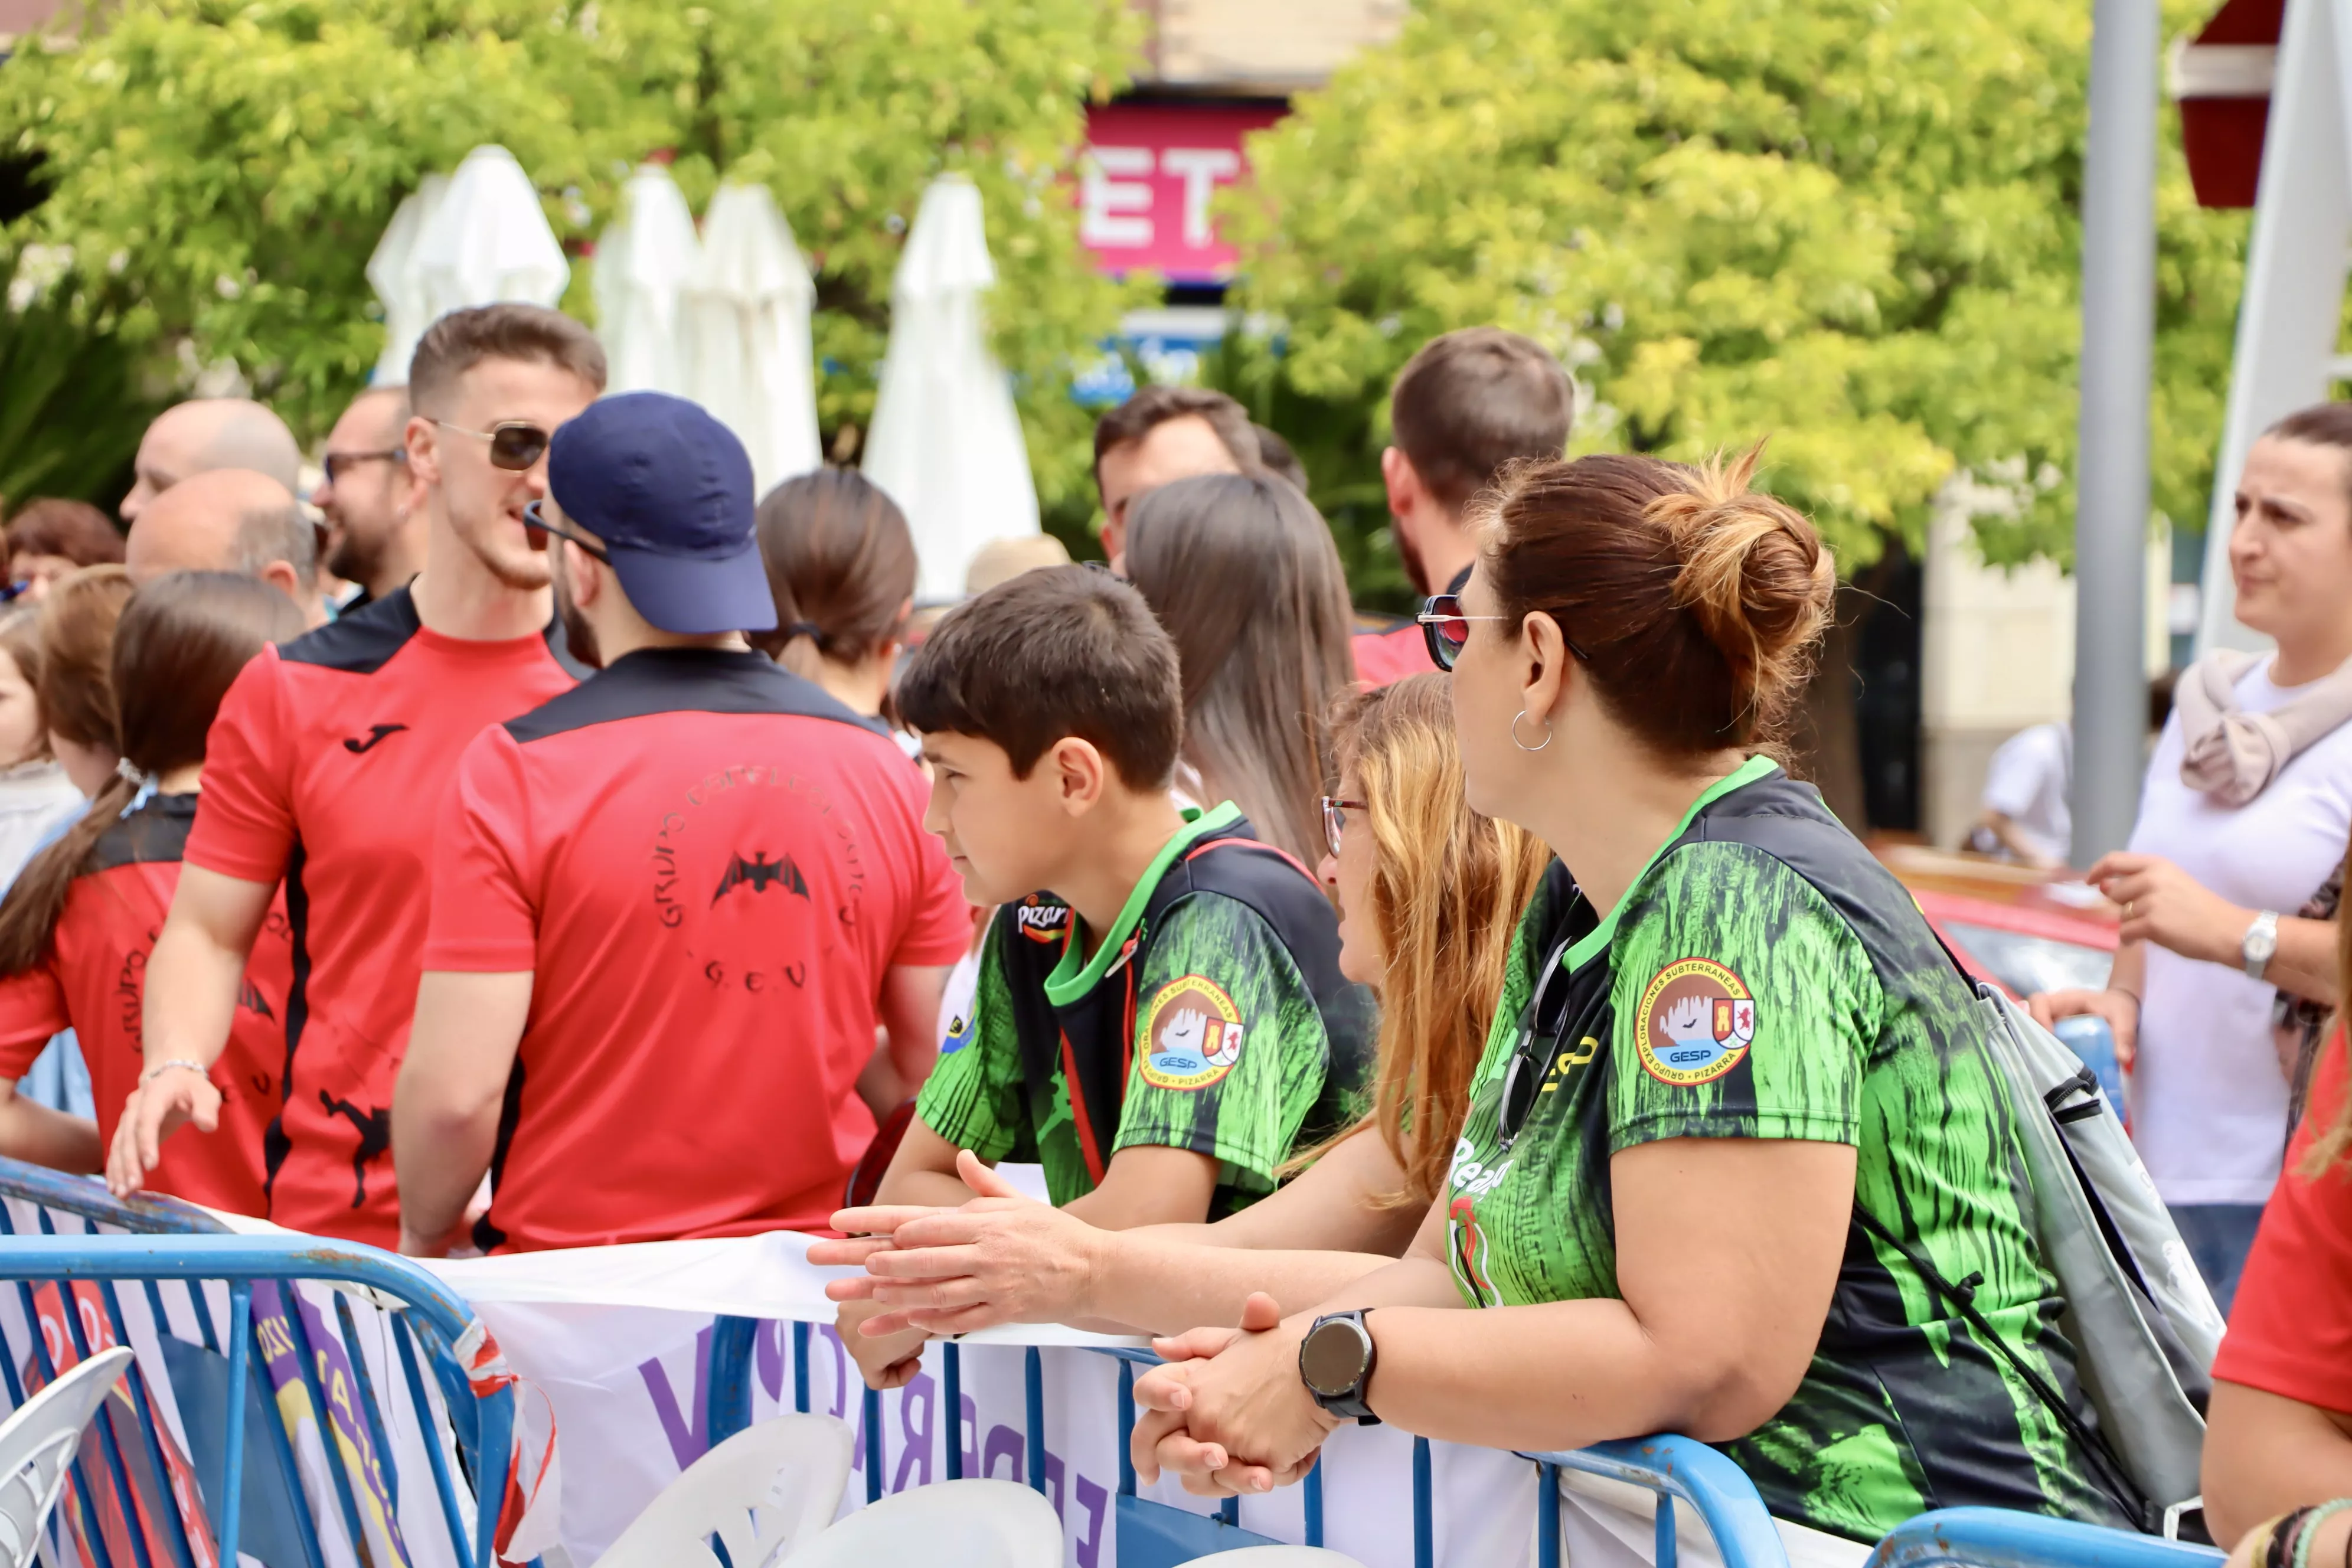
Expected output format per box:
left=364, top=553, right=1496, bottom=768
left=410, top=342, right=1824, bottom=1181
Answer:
left=1285, top=674, right=1550, bottom=1205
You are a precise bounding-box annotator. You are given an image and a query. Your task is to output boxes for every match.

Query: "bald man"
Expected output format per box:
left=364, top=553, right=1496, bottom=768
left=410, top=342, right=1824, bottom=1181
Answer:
left=126, top=469, right=328, bottom=627
left=121, top=398, right=304, bottom=525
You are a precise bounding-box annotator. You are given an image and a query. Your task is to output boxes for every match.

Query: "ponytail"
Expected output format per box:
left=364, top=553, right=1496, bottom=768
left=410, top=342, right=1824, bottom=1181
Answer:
left=0, top=772, right=130, bottom=974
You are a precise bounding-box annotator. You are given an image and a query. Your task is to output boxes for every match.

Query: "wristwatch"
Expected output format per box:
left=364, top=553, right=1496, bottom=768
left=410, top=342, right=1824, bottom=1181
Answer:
left=1298, top=1309, right=1381, bottom=1425
left=2242, top=909, right=2281, bottom=982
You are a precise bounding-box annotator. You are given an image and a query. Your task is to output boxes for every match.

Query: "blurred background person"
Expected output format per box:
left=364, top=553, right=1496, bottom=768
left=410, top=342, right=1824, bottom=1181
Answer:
left=0, top=573, right=303, bottom=1209
left=313, top=384, right=422, bottom=612
left=1967, top=677, right=2177, bottom=867
left=1253, top=423, right=1309, bottom=496
left=1124, top=471, right=1356, bottom=868
left=963, top=533, right=1072, bottom=597
left=2033, top=402, right=2352, bottom=1312
left=0, top=609, right=85, bottom=887
left=124, top=467, right=326, bottom=627
left=751, top=468, right=918, bottom=749
left=1092, top=384, right=1259, bottom=566
left=5, top=498, right=123, bottom=603
left=119, top=396, right=303, bottom=526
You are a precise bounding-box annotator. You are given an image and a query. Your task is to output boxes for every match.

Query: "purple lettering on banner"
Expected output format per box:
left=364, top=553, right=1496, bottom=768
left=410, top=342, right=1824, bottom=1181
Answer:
left=636, top=1324, right=714, bottom=1470
left=250, top=1283, right=411, bottom=1566
left=756, top=1319, right=785, bottom=1403
left=1045, top=1450, right=1066, bottom=1518
left=982, top=1423, right=1024, bottom=1484
left=1073, top=1475, right=1110, bottom=1568
left=961, top=1393, right=979, bottom=1480
left=894, top=1373, right=934, bottom=1493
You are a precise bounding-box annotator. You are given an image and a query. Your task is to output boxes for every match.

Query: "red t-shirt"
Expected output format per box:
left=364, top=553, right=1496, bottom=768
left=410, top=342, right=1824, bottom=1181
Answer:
left=1351, top=624, right=1430, bottom=688
left=2213, top=1028, right=2352, bottom=1410
left=422, top=646, right=970, bottom=1252
left=185, top=588, right=581, bottom=1246
left=0, top=795, right=291, bottom=1215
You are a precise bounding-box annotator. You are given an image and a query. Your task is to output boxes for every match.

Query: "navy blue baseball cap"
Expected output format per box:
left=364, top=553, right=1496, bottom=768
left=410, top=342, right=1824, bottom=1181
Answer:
left=545, top=391, right=779, bottom=636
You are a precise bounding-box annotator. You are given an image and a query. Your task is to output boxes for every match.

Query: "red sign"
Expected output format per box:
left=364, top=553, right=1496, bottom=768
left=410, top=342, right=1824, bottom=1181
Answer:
left=1079, top=102, right=1288, bottom=283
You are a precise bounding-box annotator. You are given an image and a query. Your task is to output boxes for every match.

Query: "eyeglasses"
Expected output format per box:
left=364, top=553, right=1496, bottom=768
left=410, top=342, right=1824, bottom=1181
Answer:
left=1496, top=941, right=1582, bottom=1149
left=435, top=419, right=553, bottom=471
left=1417, top=593, right=1592, bottom=672
left=1319, top=795, right=1367, bottom=857
left=321, top=449, right=406, bottom=485
left=521, top=499, right=610, bottom=563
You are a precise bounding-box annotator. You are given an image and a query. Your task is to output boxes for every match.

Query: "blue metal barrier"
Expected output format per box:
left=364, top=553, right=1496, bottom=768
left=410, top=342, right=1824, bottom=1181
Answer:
left=0, top=1168, right=515, bottom=1568
left=1870, top=1508, right=2226, bottom=1568
left=1527, top=1435, right=1793, bottom=1568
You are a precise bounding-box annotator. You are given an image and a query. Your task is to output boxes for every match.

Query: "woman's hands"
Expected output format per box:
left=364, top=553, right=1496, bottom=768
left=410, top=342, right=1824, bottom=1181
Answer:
left=1129, top=1292, right=1340, bottom=1497
left=106, top=1068, right=220, bottom=1197
left=813, top=1150, right=1108, bottom=1335
left=2089, top=851, right=2253, bottom=966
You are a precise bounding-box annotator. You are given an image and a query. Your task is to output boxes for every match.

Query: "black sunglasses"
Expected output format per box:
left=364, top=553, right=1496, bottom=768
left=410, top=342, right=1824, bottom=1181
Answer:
left=436, top=419, right=552, bottom=471
left=321, top=448, right=406, bottom=485
left=1495, top=941, right=1582, bottom=1148
left=521, top=499, right=610, bottom=562
left=1417, top=593, right=1592, bottom=672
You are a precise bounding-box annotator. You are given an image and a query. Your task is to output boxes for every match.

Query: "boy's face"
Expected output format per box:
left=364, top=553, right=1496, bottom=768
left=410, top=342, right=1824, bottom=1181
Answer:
left=921, top=730, right=1070, bottom=906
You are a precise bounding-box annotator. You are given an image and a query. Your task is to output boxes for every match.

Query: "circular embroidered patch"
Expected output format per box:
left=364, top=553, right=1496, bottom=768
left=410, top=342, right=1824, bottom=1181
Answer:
left=1139, top=975, right=1246, bottom=1091
left=1634, top=956, right=1756, bottom=1086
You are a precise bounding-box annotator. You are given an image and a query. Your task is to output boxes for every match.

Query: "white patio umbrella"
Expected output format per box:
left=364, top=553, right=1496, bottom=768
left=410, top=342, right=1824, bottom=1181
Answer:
left=594, top=162, right=703, bottom=397
left=687, top=182, right=822, bottom=496
left=860, top=174, right=1040, bottom=601
left=408, top=145, right=570, bottom=329
left=364, top=172, right=448, bottom=386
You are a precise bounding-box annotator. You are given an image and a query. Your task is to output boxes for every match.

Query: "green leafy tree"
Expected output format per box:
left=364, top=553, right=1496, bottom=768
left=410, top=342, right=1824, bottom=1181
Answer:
left=1219, top=0, right=2248, bottom=612
left=0, top=0, right=1145, bottom=511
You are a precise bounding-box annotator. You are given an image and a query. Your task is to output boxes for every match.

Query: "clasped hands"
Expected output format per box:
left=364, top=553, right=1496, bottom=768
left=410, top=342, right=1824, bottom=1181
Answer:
left=811, top=1149, right=1340, bottom=1494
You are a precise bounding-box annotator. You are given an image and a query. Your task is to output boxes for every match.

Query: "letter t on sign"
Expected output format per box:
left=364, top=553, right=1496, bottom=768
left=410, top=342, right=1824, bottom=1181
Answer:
left=1161, top=147, right=1242, bottom=247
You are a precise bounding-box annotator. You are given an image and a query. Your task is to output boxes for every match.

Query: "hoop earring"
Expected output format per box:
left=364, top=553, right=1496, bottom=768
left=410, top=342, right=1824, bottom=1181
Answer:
left=1511, top=710, right=1553, bottom=753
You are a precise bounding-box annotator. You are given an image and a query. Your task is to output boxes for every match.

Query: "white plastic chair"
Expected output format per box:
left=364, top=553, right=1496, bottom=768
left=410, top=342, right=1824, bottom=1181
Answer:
left=594, top=1413, right=854, bottom=1568
left=780, top=1478, right=1063, bottom=1568
left=1182, top=1550, right=1368, bottom=1566
left=0, top=1345, right=133, bottom=1568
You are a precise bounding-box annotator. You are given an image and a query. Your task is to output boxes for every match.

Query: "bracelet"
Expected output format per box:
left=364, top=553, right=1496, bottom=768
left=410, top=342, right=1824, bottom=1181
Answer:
left=139, top=1059, right=210, bottom=1085
left=2292, top=1501, right=2352, bottom=1568
left=2259, top=1509, right=2310, bottom=1568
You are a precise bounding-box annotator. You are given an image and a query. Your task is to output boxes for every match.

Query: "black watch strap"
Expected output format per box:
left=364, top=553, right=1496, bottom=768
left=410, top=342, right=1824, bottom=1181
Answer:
left=1299, top=1308, right=1381, bottom=1426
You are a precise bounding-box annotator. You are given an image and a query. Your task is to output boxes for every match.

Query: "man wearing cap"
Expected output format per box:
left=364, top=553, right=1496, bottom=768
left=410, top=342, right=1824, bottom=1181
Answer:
left=391, top=393, right=971, bottom=1255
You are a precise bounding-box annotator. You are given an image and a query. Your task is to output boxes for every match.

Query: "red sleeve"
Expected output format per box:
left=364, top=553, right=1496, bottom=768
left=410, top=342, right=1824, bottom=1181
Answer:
left=184, top=649, right=299, bottom=884
left=887, top=776, right=975, bottom=970
left=2213, top=1030, right=2352, bottom=1411
left=0, top=963, right=69, bottom=1077
left=419, top=728, right=540, bottom=972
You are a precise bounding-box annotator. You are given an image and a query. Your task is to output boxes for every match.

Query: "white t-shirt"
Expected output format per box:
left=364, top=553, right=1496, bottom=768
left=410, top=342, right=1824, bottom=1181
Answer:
left=2128, top=656, right=2352, bottom=1206
left=1981, top=722, right=2072, bottom=863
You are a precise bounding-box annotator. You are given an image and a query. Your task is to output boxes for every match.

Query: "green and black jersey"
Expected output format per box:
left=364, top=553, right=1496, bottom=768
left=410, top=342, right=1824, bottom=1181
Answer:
left=917, top=802, right=1374, bottom=1214
left=1446, top=757, right=2132, bottom=1542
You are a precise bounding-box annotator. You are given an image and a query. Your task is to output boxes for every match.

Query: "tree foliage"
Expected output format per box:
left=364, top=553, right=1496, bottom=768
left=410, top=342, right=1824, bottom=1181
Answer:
left=0, top=0, right=1146, bottom=511
left=1220, top=0, right=2248, bottom=607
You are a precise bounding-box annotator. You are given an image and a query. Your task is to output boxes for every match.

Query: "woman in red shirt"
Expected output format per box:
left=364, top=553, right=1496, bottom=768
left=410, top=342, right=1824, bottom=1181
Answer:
left=2207, top=847, right=2352, bottom=1565
left=0, top=572, right=304, bottom=1214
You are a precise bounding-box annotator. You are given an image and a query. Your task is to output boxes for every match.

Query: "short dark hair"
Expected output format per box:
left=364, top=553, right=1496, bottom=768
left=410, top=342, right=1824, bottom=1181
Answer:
left=1390, top=328, right=1574, bottom=514
left=409, top=303, right=607, bottom=416
left=899, top=566, right=1182, bottom=790
left=1092, top=386, right=1259, bottom=489
left=1252, top=424, right=1308, bottom=497
left=7, top=499, right=123, bottom=569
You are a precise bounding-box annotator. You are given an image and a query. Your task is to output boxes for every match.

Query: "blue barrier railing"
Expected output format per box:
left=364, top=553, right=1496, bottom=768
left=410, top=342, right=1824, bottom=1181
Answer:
left=1869, top=1508, right=2226, bottom=1568
left=0, top=1167, right=512, bottom=1568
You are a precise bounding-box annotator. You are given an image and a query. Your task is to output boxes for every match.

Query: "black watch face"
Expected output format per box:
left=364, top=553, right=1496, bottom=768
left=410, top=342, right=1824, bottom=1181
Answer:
left=1301, top=1320, right=1367, bottom=1396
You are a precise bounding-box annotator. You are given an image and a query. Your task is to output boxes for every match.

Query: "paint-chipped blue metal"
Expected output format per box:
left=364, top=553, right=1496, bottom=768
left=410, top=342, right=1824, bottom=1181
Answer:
left=1537, top=1461, right=1562, bottom=1568
left=335, top=1289, right=403, bottom=1505
left=1866, top=1508, right=2226, bottom=1568
left=863, top=1384, right=884, bottom=1502
left=946, top=1340, right=965, bottom=1481
left=282, top=1281, right=376, bottom=1560
left=1413, top=1435, right=1434, bottom=1568
left=707, top=1314, right=758, bottom=1447
left=393, top=1308, right=473, bottom=1557
left=0, top=1157, right=228, bottom=1233
left=220, top=1283, right=253, bottom=1568
left=1303, top=1445, right=1324, bottom=1546
left=1525, top=1436, right=1791, bottom=1568
left=1024, top=1344, right=1046, bottom=1497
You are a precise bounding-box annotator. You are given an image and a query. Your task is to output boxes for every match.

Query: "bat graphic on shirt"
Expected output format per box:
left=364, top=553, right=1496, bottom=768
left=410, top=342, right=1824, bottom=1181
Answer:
left=711, top=850, right=809, bottom=906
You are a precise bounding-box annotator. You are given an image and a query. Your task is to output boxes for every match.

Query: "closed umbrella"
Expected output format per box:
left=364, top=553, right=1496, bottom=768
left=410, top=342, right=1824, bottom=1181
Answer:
left=364, top=172, right=448, bottom=386
left=688, top=182, right=822, bottom=498
left=861, top=174, right=1040, bottom=601
left=409, top=145, right=570, bottom=328
left=594, top=162, right=703, bottom=397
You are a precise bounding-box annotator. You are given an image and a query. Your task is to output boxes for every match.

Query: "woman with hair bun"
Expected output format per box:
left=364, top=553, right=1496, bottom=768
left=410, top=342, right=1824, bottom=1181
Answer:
left=1125, top=450, right=2135, bottom=1552
left=751, top=468, right=919, bottom=749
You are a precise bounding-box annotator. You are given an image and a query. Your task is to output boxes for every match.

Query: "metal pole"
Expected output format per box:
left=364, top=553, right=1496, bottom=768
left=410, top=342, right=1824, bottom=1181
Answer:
left=2072, top=0, right=2161, bottom=865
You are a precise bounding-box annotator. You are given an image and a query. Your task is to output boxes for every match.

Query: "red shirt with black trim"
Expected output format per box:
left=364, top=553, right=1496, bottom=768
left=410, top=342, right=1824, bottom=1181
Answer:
left=0, top=793, right=291, bottom=1215
left=185, top=587, right=583, bottom=1246
left=422, top=646, right=970, bottom=1252
left=2213, top=1027, right=2352, bottom=1411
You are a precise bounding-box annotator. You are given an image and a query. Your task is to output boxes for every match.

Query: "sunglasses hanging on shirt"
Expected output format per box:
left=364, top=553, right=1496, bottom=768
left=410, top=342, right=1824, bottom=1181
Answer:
left=1496, top=938, right=1583, bottom=1149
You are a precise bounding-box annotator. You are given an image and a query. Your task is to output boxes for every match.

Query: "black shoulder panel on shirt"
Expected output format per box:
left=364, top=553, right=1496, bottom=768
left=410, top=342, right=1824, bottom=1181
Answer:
left=277, top=584, right=422, bottom=674
left=501, top=646, right=894, bottom=744
left=87, top=793, right=200, bottom=874
left=542, top=613, right=596, bottom=681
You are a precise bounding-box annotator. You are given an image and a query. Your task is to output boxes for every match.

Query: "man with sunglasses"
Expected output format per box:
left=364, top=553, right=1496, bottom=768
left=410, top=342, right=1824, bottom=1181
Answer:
left=110, top=303, right=604, bottom=1249
left=314, top=386, right=423, bottom=612
left=390, top=392, right=968, bottom=1255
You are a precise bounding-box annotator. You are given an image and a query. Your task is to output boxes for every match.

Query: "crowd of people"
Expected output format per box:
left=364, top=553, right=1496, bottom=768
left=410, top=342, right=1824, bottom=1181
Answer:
left=0, top=298, right=2345, bottom=1562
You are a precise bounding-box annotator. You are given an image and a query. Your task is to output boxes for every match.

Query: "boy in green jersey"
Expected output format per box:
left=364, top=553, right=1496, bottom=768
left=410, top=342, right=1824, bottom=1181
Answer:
left=834, top=567, right=1370, bottom=1384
